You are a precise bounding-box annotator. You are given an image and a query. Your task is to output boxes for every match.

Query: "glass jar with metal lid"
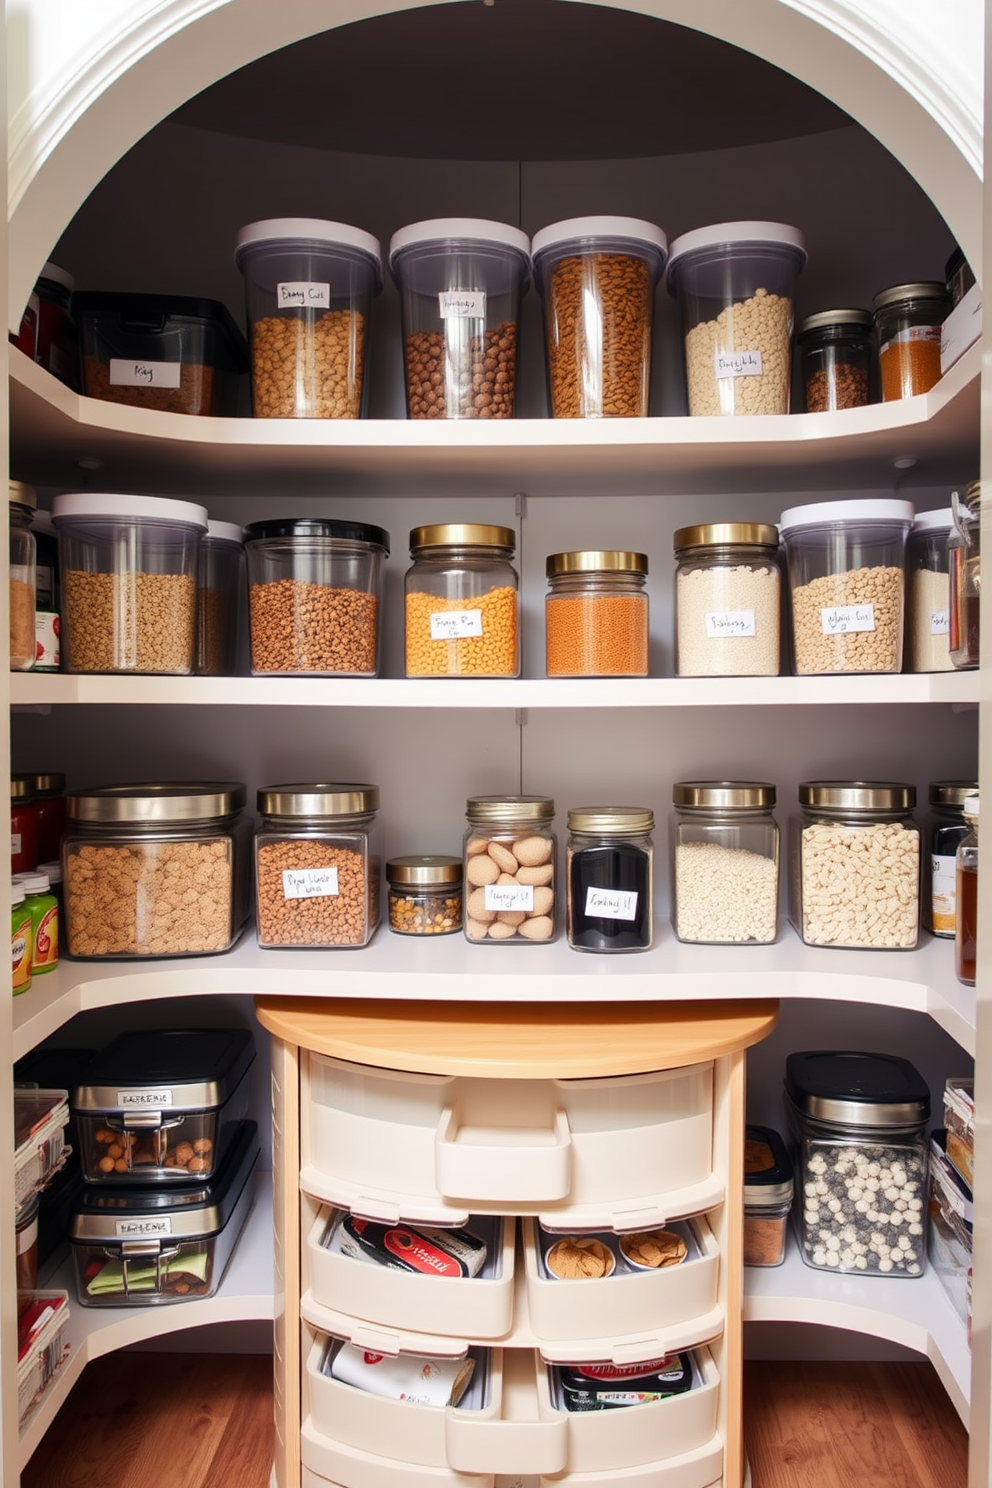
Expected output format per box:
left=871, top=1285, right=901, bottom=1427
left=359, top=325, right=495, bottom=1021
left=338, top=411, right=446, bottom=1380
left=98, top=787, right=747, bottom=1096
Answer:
left=62, top=783, right=250, bottom=959
left=29, top=771, right=66, bottom=863
left=872, top=281, right=952, bottom=400
left=406, top=524, right=518, bottom=677
left=785, top=1050, right=930, bottom=1277
left=796, top=308, right=874, bottom=412
left=674, top=522, right=780, bottom=677
left=928, top=781, right=977, bottom=937
left=11, top=775, right=39, bottom=875
left=906, top=508, right=953, bottom=672
left=790, top=782, right=920, bottom=950
left=566, top=807, right=653, bottom=953
left=387, top=856, right=463, bottom=936
left=464, top=796, right=554, bottom=943
left=671, top=781, right=778, bottom=945
left=545, top=550, right=648, bottom=677
left=9, top=480, right=37, bottom=672
left=255, top=784, right=381, bottom=949
left=949, top=481, right=980, bottom=669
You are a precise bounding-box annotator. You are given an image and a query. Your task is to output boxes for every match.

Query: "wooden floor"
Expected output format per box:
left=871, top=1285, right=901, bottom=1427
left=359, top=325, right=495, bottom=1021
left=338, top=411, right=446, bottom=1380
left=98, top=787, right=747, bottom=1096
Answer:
left=21, top=1354, right=968, bottom=1487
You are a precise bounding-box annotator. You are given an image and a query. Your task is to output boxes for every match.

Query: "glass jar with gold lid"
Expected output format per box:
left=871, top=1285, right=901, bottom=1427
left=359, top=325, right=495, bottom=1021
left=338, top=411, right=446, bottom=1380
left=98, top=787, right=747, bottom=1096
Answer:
left=387, top=855, right=463, bottom=936
left=463, top=795, right=554, bottom=943
left=545, top=550, right=648, bottom=677
left=405, top=523, right=519, bottom=677
left=674, top=521, right=780, bottom=677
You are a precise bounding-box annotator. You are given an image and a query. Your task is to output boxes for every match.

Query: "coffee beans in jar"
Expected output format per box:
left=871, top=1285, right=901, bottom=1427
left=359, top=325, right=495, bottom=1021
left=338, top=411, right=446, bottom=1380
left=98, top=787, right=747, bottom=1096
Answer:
left=387, top=856, right=462, bottom=936
left=463, top=796, right=555, bottom=943
left=797, top=309, right=874, bottom=412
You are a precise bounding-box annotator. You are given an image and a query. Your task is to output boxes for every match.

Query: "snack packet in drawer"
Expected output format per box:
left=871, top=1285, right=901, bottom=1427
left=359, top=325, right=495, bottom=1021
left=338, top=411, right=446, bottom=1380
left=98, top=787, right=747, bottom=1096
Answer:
left=329, top=1212, right=488, bottom=1277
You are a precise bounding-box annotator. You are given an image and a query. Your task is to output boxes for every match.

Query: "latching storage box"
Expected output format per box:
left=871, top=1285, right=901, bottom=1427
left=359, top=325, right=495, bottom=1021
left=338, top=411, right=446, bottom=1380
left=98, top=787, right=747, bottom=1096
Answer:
left=14, top=1089, right=70, bottom=1208
left=17, top=1290, right=70, bottom=1424
left=743, top=1125, right=793, bottom=1266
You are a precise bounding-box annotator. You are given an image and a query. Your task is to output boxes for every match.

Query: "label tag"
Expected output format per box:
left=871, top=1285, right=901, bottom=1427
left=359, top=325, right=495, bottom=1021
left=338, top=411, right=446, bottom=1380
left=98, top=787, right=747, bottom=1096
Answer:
left=277, top=280, right=330, bottom=309
left=282, top=867, right=339, bottom=899
left=117, top=1089, right=173, bottom=1108
left=585, top=887, right=638, bottom=921
left=115, top=1218, right=173, bottom=1238
left=109, top=359, right=182, bottom=389
left=484, top=883, right=534, bottom=912
left=439, top=290, right=486, bottom=319
left=930, top=610, right=950, bottom=635
left=931, top=853, right=957, bottom=933
left=430, top=610, right=483, bottom=640
left=11, top=833, right=21, bottom=855
left=881, top=324, right=943, bottom=354
left=820, top=604, right=876, bottom=635
left=705, top=610, right=756, bottom=638
left=714, top=349, right=763, bottom=379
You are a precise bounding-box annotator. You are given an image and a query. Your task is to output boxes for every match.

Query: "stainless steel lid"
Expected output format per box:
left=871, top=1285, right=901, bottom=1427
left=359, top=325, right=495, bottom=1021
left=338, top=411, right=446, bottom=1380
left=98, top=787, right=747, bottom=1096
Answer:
left=673, top=781, right=776, bottom=810
left=387, top=855, right=462, bottom=886
left=567, top=807, right=655, bottom=835
left=673, top=522, right=778, bottom=552
left=797, top=308, right=873, bottom=337
left=546, top=550, right=648, bottom=577
left=799, top=781, right=915, bottom=812
left=9, top=480, right=36, bottom=511
left=31, top=772, right=66, bottom=794
left=743, top=1125, right=794, bottom=1206
left=410, top=523, right=515, bottom=552
left=257, top=783, right=380, bottom=817
left=10, top=775, right=34, bottom=800
left=466, top=795, right=554, bottom=824
left=785, top=1051, right=930, bottom=1127
left=67, top=783, right=246, bottom=823
left=929, top=781, right=979, bottom=809
left=872, top=281, right=952, bottom=313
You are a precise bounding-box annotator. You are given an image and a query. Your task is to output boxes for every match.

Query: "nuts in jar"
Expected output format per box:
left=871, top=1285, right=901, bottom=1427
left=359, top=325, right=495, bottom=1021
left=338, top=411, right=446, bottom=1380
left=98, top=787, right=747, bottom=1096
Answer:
left=387, top=856, right=463, bottom=936
left=463, top=796, right=555, bottom=943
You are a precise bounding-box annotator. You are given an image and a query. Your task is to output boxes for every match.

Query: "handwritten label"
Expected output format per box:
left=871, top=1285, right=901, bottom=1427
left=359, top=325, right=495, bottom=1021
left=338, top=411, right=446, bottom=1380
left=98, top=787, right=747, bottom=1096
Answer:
left=439, top=290, right=486, bottom=319
left=430, top=610, right=483, bottom=640
left=714, top=349, right=763, bottom=379
left=277, top=280, right=330, bottom=309
left=115, top=1218, right=173, bottom=1238
left=585, top=887, right=638, bottom=921
left=283, top=867, right=339, bottom=899
left=705, top=610, right=756, bottom=638
left=820, top=604, right=876, bottom=635
left=484, top=883, right=534, bottom=912
left=117, top=1089, right=173, bottom=1108
left=930, top=610, right=950, bottom=636
left=109, top=358, right=181, bottom=389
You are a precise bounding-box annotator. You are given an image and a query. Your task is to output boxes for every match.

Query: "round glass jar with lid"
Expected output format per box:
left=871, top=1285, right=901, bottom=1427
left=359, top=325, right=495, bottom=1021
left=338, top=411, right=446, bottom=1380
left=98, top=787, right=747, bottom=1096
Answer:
left=11, top=776, right=39, bottom=875
left=387, top=856, right=463, bottom=936
left=566, top=807, right=653, bottom=953
left=405, top=524, right=518, bottom=677
left=928, top=781, right=978, bottom=937
left=545, top=550, right=648, bottom=677
left=9, top=480, right=37, bottom=672
left=906, top=508, right=953, bottom=672
left=196, top=520, right=245, bottom=677
left=62, top=783, right=250, bottom=959
left=671, top=781, right=778, bottom=944
left=255, top=784, right=381, bottom=949
left=674, top=522, right=780, bottom=677
left=956, top=794, right=979, bottom=986
left=464, top=796, right=555, bottom=943
left=785, top=1050, right=930, bottom=1277
left=872, top=281, right=952, bottom=400
left=949, top=480, right=980, bottom=669
left=790, top=781, right=920, bottom=949
left=796, top=308, right=874, bottom=412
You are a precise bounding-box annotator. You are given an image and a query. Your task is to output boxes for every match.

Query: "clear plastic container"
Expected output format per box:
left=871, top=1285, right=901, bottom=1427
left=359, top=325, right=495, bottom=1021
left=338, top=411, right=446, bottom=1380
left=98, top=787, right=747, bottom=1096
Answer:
left=779, top=498, right=913, bottom=674
left=797, top=308, right=874, bottom=412
left=666, top=221, right=806, bottom=415
left=10, top=480, right=37, bottom=671
left=674, top=522, right=780, bottom=676
left=389, top=219, right=530, bottom=420
left=52, top=492, right=207, bottom=675
left=566, top=807, right=654, bottom=953
left=464, top=796, right=555, bottom=943
left=32, top=509, right=60, bottom=673
left=62, top=782, right=251, bottom=958
left=17, top=1290, right=69, bottom=1422
left=928, top=781, right=978, bottom=937
left=235, top=217, right=382, bottom=418
left=949, top=481, right=980, bottom=669
left=872, top=281, right=952, bottom=401
left=943, top=1078, right=975, bottom=1187
left=907, top=508, right=953, bottom=672
left=16, top=1194, right=40, bottom=1291
left=387, top=856, right=463, bottom=936
left=32, top=262, right=77, bottom=388
left=531, top=216, right=668, bottom=418
left=196, top=520, right=245, bottom=676
left=545, top=550, right=648, bottom=677
left=255, top=784, right=382, bottom=949
left=955, top=794, right=978, bottom=986
left=743, top=1126, right=793, bottom=1267
left=405, top=523, right=518, bottom=677
left=244, top=518, right=389, bottom=677
left=671, top=781, right=778, bottom=945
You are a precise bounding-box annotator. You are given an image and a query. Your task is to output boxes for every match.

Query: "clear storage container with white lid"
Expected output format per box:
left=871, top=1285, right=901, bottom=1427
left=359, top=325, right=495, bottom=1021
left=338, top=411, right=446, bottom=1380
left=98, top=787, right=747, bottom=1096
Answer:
left=235, top=217, right=382, bottom=419
left=389, top=219, right=530, bottom=420
left=531, top=216, right=668, bottom=418
left=666, top=220, right=806, bottom=415
left=906, top=508, right=953, bottom=672
left=196, top=519, right=244, bottom=676
left=52, top=492, right=207, bottom=675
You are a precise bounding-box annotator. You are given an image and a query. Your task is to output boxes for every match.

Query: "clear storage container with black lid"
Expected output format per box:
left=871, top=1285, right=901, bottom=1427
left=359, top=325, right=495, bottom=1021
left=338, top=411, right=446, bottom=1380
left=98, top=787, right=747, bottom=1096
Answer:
left=743, top=1125, right=793, bottom=1267
left=69, top=1120, right=259, bottom=1306
left=71, top=1027, right=254, bottom=1184
left=785, top=1050, right=930, bottom=1277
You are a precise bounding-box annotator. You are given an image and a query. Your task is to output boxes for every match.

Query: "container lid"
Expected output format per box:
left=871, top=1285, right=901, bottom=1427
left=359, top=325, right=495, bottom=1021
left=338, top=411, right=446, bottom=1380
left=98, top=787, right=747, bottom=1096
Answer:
left=673, top=781, right=776, bottom=810
left=409, top=523, right=514, bottom=553
left=797, top=308, right=873, bottom=338
left=667, top=220, right=807, bottom=273
left=51, top=492, right=209, bottom=530
left=235, top=217, right=382, bottom=271
left=673, top=521, right=778, bottom=552
left=929, top=781, right=979, bottom=809
left=70, top=293, right=248, bottom=359
left=11, top=883, right=24, bottom=906
left=566, top=806, right=655, bottom=834
left=546, top=550, right=648, bottom=577
left=387, top=855, right=463, bottom=886
left=37, top=859, right=62, bottom=885
left=785, top=1051, right=930, bottom=1126
left=38, top=261, right=74, bottom=292
left=466, top=795, right=554, bottom=824
left=11, top=775, right=35, bottom=800
left=9, top=480, right=36, bottom=511
left=243, top=517, right=390, bottom=553
left=963, top=795, right=980, bottom=817
left=31, top=772, right=66, bottom=794
left=744, top=1125, right=793, bottom=1205
left=779, top=498, right=914, bottom=534
left=257, top=783, right=380, bottom=817
left=19, top=874, right=50, bottom=895
left=71, top=1028, right=255, bottom=1114
left=872, top=281, right=952, bottom=313
left=962, top=480, right=982, bottom=511
left=531, top=215, right=668, bottom=266
left=799, top=781, right=915, bottom=812
left=67, top=782, right=246, bottom=824
left=205, top=520, right=243, bottom=545
left=911, top=508, right=954, bottom=533
left=389, top=218, right=530, bottom=266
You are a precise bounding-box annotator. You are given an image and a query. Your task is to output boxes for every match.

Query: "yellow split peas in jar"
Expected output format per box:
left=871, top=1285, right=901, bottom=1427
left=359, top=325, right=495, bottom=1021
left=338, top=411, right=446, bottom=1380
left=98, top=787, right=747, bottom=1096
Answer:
left=405, top=587, right=519, bottom=676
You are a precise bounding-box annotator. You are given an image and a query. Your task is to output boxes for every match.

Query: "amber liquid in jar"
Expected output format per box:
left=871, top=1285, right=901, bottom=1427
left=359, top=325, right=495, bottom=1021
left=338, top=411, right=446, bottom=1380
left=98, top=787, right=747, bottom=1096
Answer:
left=957, top=862, right=978, bottom=984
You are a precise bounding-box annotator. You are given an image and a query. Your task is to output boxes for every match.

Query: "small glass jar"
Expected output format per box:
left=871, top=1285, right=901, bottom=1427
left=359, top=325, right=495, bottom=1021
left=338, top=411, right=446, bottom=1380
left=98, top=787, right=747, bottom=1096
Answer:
left=387, top=856, right=463, bottom=936
left=671, top=781, right=778, bottom=944
left=674, top=523, right=780, bottom=677
left=545, top=550, right=648, bottom=677
left=405, top=524, right=518, bottom=678
left=949, top=481, right=980, bottom=669
left=566, top=807, right=653, bottom=954
left=743, top=1125, right=793, bottom=1267
left=790, top=781, right=920, bottom=949
left=10, top=481, right=37, bottom=672
left=464, top=796, right=555, bottom=943
left=872, top=281, right=952, bottom=401
left=196, top=520, right=245, bottom=676
left=797, top=309, right=874, bottom=412
left=928, top=781, right=977, bottom=937
left=11, top=776, right=39, bottom=875
left=11, top=882, right=32, bottom=993
left=255, top=784, right=381, bottom=949
left=906, top=508, right=953, bottom=672
left=956, top=795, right=978, bottom=986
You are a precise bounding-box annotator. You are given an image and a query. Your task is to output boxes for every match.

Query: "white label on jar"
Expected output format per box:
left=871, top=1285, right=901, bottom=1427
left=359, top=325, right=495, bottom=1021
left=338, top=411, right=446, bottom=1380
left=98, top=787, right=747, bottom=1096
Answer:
left=705, top=609, right=756, bottom=638
left=932, top=854, right=957, bottom=933
left=820, top=604, right=876, bottom=634
left=11, top=833, right=21, bottom=855
left=484, top=883, right=534, bottom=912
left=439, top=290, right=486, bottom=319
left=931, top=610, right=950, bottom=635
left=880, top=324, right=943, bottom=355
left=714, top=349, right=763, bottom=378
left=430, top=610, right=483, bottom=640
left=277, top=280, right=330, bottom=309
left=109, top=358, right=182, bottom=389
left=117, top=1089, right=173, bottom=1108
left=585, top=887, right=638, bottom=920
left=115, top=1218, right=173, bottom=1238
left=282, top=866, right=339, bottom=899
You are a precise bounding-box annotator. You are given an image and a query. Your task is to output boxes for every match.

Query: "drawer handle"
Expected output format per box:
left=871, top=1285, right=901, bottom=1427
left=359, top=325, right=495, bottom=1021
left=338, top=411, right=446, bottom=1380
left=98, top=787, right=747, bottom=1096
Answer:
left=434, top=1107, right=572, bottom=1202
left=445, top=1412, right=568, bottom=1476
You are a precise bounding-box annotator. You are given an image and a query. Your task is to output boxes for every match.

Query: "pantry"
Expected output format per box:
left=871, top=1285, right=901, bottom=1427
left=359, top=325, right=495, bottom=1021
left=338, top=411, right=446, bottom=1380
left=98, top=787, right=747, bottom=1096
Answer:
left=2, top=2, right=987, bottom=1487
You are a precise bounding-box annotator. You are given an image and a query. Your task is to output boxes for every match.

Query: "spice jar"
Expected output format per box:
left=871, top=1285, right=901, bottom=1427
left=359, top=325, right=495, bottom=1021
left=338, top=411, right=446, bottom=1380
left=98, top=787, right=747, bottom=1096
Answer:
left=956, top=795, right=978, bottom=987
left=464, top=796, right=555, bottom=943
left=671, top=782, right=778, bottom=944
left=790, top=782, right=920, bottom=950
left=785, top=1050, right=929, bottom=1276
left=10, top=481, right=37, bottom=672
left=11, top=882, right=32, bottom=993
left=872, top=282, right=952, bottom=400
left=387, top=856, right=463, bottom=936
left=255, top=784, right=382, bottom=949
left=797, top=309, right=874, bottom=412
left=906, top=508, right=953, bottom=671
left=674, top=523, right=780, bottom=676
left=743, top=1126, right=793, bottom=1267
left=566, top=807, right=653, bottom=954
left=11, top=777, right=39, bottom=875
left=949, top=481, right=980, bottom=669
left=196, top=521, right=245, bottom=676
left=545, top=550, right=648, bottom=677
left=929, top=782, right=978, bottom=937
left=405, top=524, right=518, bottom=677
left=63, top=783, right=251, bottom=959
